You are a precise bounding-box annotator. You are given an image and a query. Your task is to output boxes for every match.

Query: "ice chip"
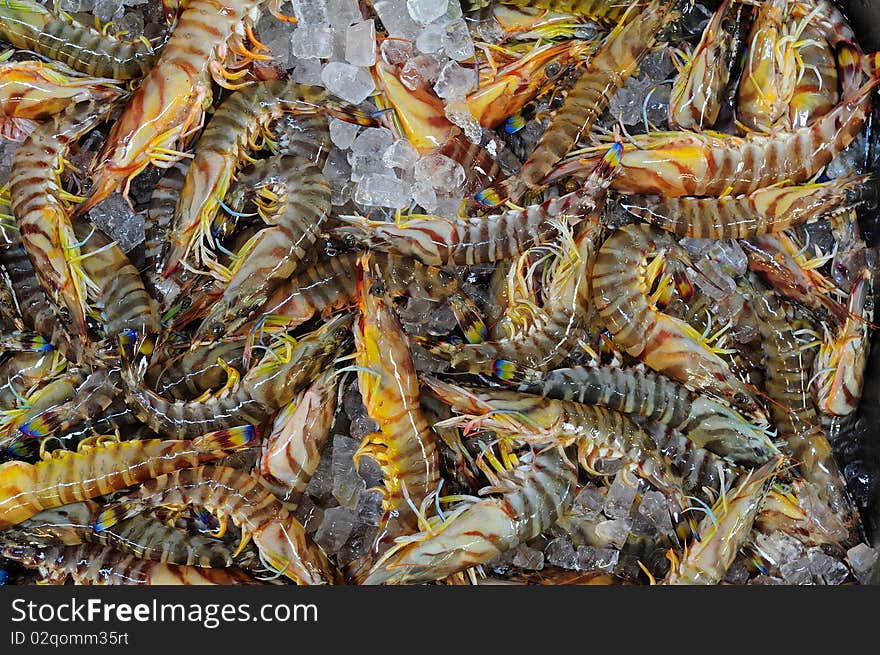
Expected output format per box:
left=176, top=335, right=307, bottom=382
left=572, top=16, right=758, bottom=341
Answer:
left=380, top=39, right=415, bottom=66
left=414, top=152, right=465, bottom=190
left=291, top=25, right=335, bottom=60
left=594, top=518, right=632, bottom=548
left=442, top=19, right=475, bottom=61
left=88, top=193, right=144, bottom=253
left=328, top=0, right=363, bottom=27
left=346, top=20, right=377, bottom=67
left=807, top=549, right=849, bottom=586
left=603, top=472, right=637, bottom=518
left=638, top=490, right=675, bottom=536
left=416, top=22, right=446, bottom=54
left=846, top=544, right=878, bottom=585
left=407, top=0, right=448, bottom=24
left=444, top=97, right=483, bottom=144
left=291, top=0, right=329, bottom=25
left=373, top=0, right=421, bottom=40
left=331, top=434, right=365, bottom=508
left=354, top=174, right=410, bottom=209
left=314, top=506, right=357, bottom=553
left=322, top=149, right=354, bottom=206
left=512, top=545, right=545, bottom=571
left=433, top=61, right=475, bottom=99
left=383, top=139, right=420, bottom=170
left=779, top=557, right=813, bottom=585
left=573, top=485, right=605, bottom=520
left=576, top=546, right=620, bottom=572
left=94, top=0, right=123, bottom=23
left=329, top=117, right=361, bottom=149
left=291, top=57, right=324, bottom=85
left=413, top=180, right=438, bottom=212
left=320, top=62, right=376, bottom=105
left=545, top=536, right=578, bottom=569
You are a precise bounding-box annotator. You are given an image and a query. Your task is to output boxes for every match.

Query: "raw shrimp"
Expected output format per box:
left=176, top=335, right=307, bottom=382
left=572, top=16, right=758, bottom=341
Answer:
left=518, top=365, right=777, bottom=465
left=162, top=81, right=333, bottom=277
left=618, top=173, right=871, bottom=239
left=0, top=501, right=254, bottom=570
left=1, top=544, right=259, bottom=585
left=592, top=223, right=762, bottom=414
left=353, top=254, right=440, bottom=539
left=752, top=290, right=861, bottom=547
left=561, top=52, right=878, bottom=197
left=120, top=313, right=353, bottom=439
left=462, top=0, right=646, bottom=27
left=475, top=0, right=674, bottom=205
left=669, top=0, right=738, bottom=130
left=424, top=377, right=725, bottom=502
left=663, top=458, right=779, bottom=585
left=337, top=143, right=619, bottom=267
left=0, top=426, right=255, bottom=529
left=94, top=465, right=341, bottom=584
left=0, top=0, right=159, bottom=80
left=429, top=215, right=602, bottom=381
left=258, top=369, right=338, bottom=504
left=195, top=154, right=331, bottom=337
left=812, top=269, right=873, bottom=417
left=18, top=369, right=121, bottom=438
left=0, top=57, right=122, bottom=141
left=361, top=447, right=576, bottom=585
left=79, top=0, right=280, bottom=213
left=10, top=100, right=113, bottom=339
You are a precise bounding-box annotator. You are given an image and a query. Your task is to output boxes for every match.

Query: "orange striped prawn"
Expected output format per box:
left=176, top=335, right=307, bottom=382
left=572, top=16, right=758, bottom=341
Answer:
left=78, top=0, right=286, bottom=213
left=94, top=465, right=342, bottom=584
left=558, top=48, right=879, bottom=197
left=353, top=253, right=440, bottom=544
left=10, top=100, right=115, bottom=340
left=591, top=223, right=763, bottom=415
left=0, top=56, right=122, bottom=142
left=0, top=426, right=255, bottom=529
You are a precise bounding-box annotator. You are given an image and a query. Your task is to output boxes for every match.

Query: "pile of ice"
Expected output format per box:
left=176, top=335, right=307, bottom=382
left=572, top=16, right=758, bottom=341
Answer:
left=257, top=0, right=478, bottom=215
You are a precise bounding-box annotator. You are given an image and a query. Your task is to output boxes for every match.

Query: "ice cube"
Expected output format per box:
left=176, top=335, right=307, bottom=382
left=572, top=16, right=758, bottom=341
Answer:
left=383, top=139, right=420, bottom=170
left=693, top=259, right=736, bottom=301
left=414, top=152, right=465, bottom=190
left=433, top=192, right=464, bottom=220
left=400, top=54, right=444, bottom=90
left=639, top=48, right=675, bottom=80
left=637, top=490, right=675, bottom=536
left=444, top=97, right=483, bottom=144
left=304, top=440, right=334, bottom=501
left=779, top=557, right=813, bottom=585
left=416, top=22, right=446, bottom=54
left=413, top=180, right=438, bottom=212
left=407, top=0, right=448, bottom=24
left=291, top=57, right=324, bottom=85
left=88, top=193, right=144, bottom=253
left=373, top=0, right=421, bottom=40
left=545, top=536, right=578, bottom=569
left=356, top=488, right=385, bottom=527
left=329, top=117, right=361, bottom=149
left=314, top=506, right=357, bottom=553
left=321, top=62, right=376, bottom=104
left=291, top=0, right=329, bottom=25
left=846, top=544, right=878, bottom=585
left=512, top=544, right=545, bottom=570
left=59, top=0, right=87, bottom=10
left=442, top=19, right=475, bottom=61
left=355, top=174, right=410, bottom=209
left=576, top=545, right=620, bottom=571
left=433, top=60, right=475, bottom=99
left=748, top=574, right=785, bottom=585
left=327, top=0, right=363, bottom=27
left=346, top=20, right=376, bottom=67
left=807, top=549, right=849, bottom=586
left=322, top=149, right=354, bottom=206
left=595, top=518, right=632, bottom=548
left=380, top=39, right=414, bottom=66
left=427, top=303, right=458, bottom=335
left=331, top=434, right=365, bottom=508
left=603, top=472, right=638, bottom=518
left=291, top=24, right=335, bottom=60
left=0, top=140, right=20, bottom=185
left=573, top=485, right=605, bottom=520
left=93, top=0, right=123, bottom=23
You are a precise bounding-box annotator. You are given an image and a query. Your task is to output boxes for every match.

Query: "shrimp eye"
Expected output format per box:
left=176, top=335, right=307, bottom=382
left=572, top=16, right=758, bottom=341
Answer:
left=210, top=323, right=225, bottom=339
left=180, top=297, right=192, bottom=309
left=734, top=392, right=748, bottom=405
left=545, top=62, right=561, bottom=77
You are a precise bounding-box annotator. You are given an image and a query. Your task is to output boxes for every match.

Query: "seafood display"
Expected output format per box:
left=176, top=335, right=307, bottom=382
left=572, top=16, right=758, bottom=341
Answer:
left=1, top=0, right=879, bottom=588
